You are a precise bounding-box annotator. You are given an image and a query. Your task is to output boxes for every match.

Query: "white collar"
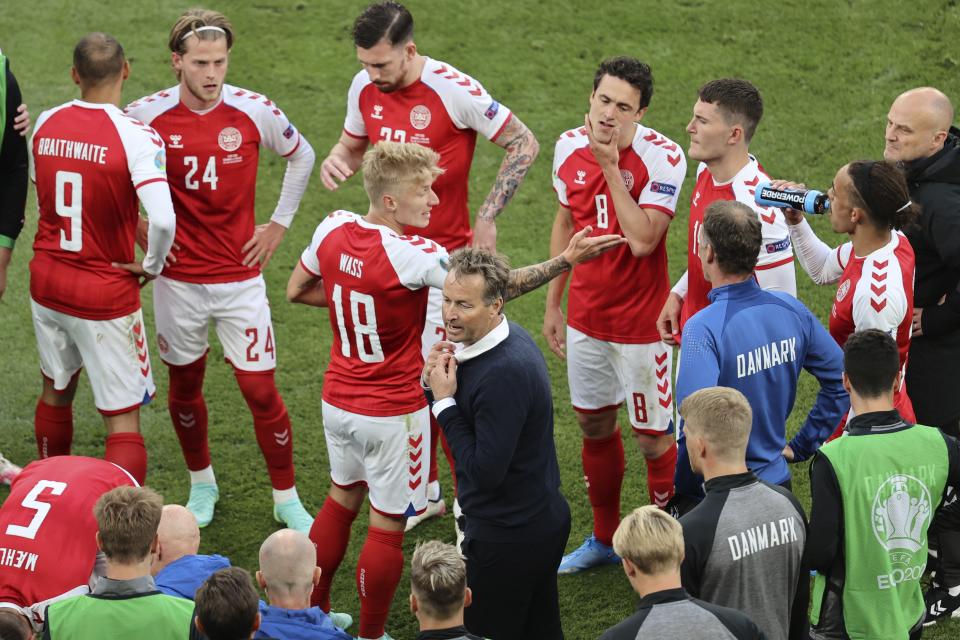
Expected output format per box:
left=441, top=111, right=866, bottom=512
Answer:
left=455, top=315, right=509, bottom=362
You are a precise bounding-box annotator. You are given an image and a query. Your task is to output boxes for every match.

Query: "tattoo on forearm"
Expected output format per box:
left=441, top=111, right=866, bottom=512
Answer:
left=505, top=256, right=571, bottom=300
left=476, top=120, right=538, bottom=223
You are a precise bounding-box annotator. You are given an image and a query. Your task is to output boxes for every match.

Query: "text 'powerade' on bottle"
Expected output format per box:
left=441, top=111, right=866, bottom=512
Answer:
left=754, top=181, right=831, bottom=214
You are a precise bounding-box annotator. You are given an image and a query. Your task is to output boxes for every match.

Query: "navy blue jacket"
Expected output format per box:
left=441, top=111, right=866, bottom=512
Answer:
left=435, top=320, right=569, bottom=542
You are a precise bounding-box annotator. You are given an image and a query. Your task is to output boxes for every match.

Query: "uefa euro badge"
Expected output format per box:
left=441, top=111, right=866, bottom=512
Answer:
left=872, top=474, right=931, bottom=554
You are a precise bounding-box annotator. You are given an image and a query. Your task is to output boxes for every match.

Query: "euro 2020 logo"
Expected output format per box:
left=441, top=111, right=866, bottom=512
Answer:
left=872, top=474, right=931, bottom=576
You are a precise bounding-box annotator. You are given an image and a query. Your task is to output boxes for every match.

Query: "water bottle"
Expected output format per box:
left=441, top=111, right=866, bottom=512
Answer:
left=754, top=181, right=830, bottom=214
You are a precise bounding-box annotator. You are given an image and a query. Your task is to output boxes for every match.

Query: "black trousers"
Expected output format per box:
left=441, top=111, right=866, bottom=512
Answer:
left=463, top=514, right=571, bottom=640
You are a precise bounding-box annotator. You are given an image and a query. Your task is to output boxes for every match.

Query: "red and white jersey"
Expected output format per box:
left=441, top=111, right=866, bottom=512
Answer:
left=553, top=124, right=686, bottom=343
left=680, top=158, right=795, bottom=329
left=827, top=232, right=915, bottom=373
left=126, top=85, right=302, bottom=284
left=300, top=211, right=449, bottom=416
left=0, top=456, right=136, bottom=612
left=343, top=58, right=513, bottom=251
left=29, top=101, right=167, bottom=320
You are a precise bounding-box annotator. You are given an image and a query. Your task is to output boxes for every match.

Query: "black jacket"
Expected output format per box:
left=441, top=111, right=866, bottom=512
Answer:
left=902, top=127, right=960, bottom=424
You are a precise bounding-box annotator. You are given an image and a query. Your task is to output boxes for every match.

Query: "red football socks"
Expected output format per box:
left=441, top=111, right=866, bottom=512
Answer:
left=105, top=432, right=147, bottom=484
left=35, top=399, right=74, bottom=458
left=356, top=526, right=404, bottom=639
left=646, top=441, right=677, bottom=508
left=582, top=429, right=625, bottom=547
left=235, top=370, right=296, bottom=490
left=167, top=357, right=210, bottom=471
left=310, top=496, right=358, bottom=611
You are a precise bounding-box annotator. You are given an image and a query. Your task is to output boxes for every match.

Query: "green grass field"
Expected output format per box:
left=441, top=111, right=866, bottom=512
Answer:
left=2, top=0, right=960, bottom=637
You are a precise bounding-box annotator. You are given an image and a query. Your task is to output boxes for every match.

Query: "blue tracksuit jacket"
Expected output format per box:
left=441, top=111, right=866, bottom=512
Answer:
left=675, top=279, right=848, bottom=498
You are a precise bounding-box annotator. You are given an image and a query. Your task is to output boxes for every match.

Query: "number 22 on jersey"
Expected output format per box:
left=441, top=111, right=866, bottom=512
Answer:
left=331, top=284, right=384, bottom=363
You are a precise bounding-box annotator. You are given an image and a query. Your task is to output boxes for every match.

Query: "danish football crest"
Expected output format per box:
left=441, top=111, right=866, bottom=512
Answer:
left=218, top=127, right=243, bottom=152
left=621, top=170, right=635, bottom=191
left=872, top=474, right=930, bottom=554
left=410, top=105, right=432, bottom=130
left=836, top=279, right=851, bottom=302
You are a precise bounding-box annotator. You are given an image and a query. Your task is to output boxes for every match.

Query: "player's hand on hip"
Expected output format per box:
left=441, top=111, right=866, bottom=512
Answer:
left=472, top=216, right=497, bottom=251
left=584, top=113, right=620, bottom=169
left=111, top=261, right=156, bottom=288
left=542, top=306, right=566, bottom=359
left=782, top=444, right=795, bottom=462
left=243, top=221, right=286, bottom=268
left=912, top=307, right=924, bottom=337
left=422, top=341, right=456, bottom=386
left=561, top=225, right=628, bottom=266
left=13, top=104, right=30, bottom=137
left=656, top=292, right=683, bottom=345
left=429, top=353, right=458, bottom=400
left=320, top=155, right=354, bottom=191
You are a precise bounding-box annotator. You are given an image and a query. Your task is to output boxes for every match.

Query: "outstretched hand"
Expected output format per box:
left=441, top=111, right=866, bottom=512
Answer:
left=560, top=225, right=628, bottom=266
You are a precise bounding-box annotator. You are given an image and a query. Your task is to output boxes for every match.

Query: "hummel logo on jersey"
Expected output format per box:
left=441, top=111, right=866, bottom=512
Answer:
left=169, top=134, right=184, bottom=149
left=371, top=104, right=384, bottom=120
left=574, top=170, right=587, bottom=185
left=693, top=191, right=701, bottom=207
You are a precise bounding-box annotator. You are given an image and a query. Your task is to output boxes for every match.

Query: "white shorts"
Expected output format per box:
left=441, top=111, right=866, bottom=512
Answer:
left=755, top=257, right=796, bottom=296
left=322, top=401, right=430, bottom=517
left=566, top=326, right=674, bottom=435
left=153, top=275, right=276, bottom=372
left=31, top=300, right=156, bottom=414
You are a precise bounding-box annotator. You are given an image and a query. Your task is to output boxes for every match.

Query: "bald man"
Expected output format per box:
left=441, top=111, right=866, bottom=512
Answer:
left=255, top=529, right=352, bottom=640
left=887, top=88, right=960, bottom=627
left=152, top=505, right=231, bottom=599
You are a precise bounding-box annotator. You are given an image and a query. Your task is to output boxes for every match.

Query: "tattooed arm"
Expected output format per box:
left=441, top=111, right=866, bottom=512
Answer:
left=473, top=116, right=540, bottom=250
left=505, top=225, right=627, bottom=300
left=286, top=262, right=328, bottom=307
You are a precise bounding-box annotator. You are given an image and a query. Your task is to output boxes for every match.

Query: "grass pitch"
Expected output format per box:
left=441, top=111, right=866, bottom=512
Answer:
left=2, top=0, right=959, bottom=637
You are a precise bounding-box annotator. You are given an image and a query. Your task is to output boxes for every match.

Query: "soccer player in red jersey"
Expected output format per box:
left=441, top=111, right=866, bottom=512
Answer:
left=125, top=9, right=317, bottom=531
left=543, top=57, right=687, bottom=574
left=289, top=142, right=621, bottom=640
left=0, top=456, right=136, bottom=632
left=319, top=1, right=540, bottom=530
left=780, top=160, right=918, bottom=430
left=656, top=79, right=796, bottom=345
left=29, top=34, right=176, bottom=484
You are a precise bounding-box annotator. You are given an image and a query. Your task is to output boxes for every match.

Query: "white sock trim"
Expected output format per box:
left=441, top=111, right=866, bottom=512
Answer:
left=273, top=486, right=299, bottom=505
left=189, top=466, right=216, bottom=485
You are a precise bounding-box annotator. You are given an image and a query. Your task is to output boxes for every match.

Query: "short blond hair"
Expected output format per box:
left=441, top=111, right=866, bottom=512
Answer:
left=94, top=486, right=163, bottom=564
left=168, top=8, right=234, bottom=55
left=361, top=142, right=442, bottom=204
left=613, top=506, right=684, bottom=575
left=679, top=386, right=752, bottom=463
left=410, top=540, right=466, bottom=620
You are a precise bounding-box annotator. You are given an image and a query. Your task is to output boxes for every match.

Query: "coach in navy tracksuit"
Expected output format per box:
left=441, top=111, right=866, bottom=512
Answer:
left=427, top=249, right=571, bottom=640
left=673, top=200, right=848, bottom=512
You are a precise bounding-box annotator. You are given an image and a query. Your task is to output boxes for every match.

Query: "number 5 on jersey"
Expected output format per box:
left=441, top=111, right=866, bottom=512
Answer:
left=331, top=284, right=384, bottom=363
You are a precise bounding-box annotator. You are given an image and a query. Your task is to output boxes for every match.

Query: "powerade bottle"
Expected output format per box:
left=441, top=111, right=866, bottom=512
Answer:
left=754, top=181, right=830, bottom=214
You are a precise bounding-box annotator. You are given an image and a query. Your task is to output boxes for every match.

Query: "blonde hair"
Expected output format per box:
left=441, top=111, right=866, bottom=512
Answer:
left=410, top=540, right=466, bottom=620
left=168, top=8, right=234, bottom=55
left=612, top=506, right=684, bottom=575
left=94, top=486, right=163, bottom=564
left=679, top=386, right=752, bottom=463
left=361, top=141, right=442, bottom=203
